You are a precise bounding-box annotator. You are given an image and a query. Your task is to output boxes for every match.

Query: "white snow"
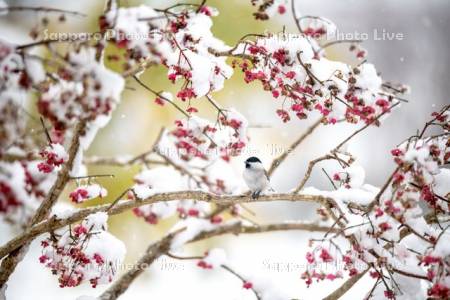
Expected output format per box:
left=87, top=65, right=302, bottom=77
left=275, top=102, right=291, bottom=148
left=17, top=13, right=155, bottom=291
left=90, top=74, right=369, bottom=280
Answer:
left=23, top=56, right=45, bottom=84
left=354, top=63, right=382, bottom=93
left=170, top=218, right=224, bottom=250
left=203, top=248, right=228, bottom=268
left=82, top=212, right=109, bottom=231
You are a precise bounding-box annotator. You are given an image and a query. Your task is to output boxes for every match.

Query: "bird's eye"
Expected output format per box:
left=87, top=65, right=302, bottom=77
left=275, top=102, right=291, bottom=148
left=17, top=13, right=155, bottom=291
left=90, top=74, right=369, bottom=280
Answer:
left=245, top=163, right=250, bottom=168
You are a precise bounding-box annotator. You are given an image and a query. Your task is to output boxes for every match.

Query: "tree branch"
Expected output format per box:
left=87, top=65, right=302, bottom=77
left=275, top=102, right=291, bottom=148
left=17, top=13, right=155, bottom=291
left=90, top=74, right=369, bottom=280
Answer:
left=322, top=268, right=369, bottom=300
left=221, top=265, right=261, bottom=300
left=99, top=221, right=335, bottom=300
left=0, top=192, right=336, bottom=259
left=99, top=229, right=184, bottom=300
left=294, top=154, right=349, bottom=193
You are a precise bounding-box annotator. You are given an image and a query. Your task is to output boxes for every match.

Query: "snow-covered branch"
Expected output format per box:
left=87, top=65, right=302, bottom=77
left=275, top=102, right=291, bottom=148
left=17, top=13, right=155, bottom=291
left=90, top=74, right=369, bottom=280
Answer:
left=0, top=191, right=338, bottom=259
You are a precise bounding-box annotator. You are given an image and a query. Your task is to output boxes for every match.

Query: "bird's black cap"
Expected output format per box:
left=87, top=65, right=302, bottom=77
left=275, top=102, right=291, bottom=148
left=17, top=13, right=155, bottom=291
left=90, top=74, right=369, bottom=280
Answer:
left=245, top=156, right=262, bottom=163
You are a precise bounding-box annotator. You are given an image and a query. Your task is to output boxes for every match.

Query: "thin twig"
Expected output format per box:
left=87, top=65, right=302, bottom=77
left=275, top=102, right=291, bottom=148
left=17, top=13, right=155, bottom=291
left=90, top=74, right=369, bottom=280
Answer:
left=133, top=75, right=189, bottom=118
left=290, top=0, right=303, bottom=34
left=267, top=117, right=322, bottom=177
left=0, top=6, right=86, bottom=17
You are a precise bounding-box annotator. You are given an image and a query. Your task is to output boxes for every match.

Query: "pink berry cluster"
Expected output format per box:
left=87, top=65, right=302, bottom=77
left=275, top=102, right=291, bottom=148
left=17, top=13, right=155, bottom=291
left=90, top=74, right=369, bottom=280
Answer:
left=389, top=135, right=449, bottom=213
left=236, top=35, right=402, bottom=125
left=102, top=5, right=231, bottom=101
left=0, top=40, right=46, bottom=152
left=69, top=184, right=107, bottom=204
left=299, top=17, right=337, bottom=39
left=0, top=181, right=21, bottom=214
left=39, top=212, right=125, bottom=288
left=100, top=5, right=172, bottom=68
left=250, top=0, right=287, bottom=20
left=168, top=112, right=248, bottom=163
left=300, top=110, right=448, bottom=298
left=420, top=253, right=450, bottom=299
left=37, top=143, right=68, bottom=173
left=301, top=247, right=363, bottom=287
left=37, top=47, right=124, bottom=134
left=195, top=248, right=227, bottom=270
left=0, top=161, right=55, bottom=224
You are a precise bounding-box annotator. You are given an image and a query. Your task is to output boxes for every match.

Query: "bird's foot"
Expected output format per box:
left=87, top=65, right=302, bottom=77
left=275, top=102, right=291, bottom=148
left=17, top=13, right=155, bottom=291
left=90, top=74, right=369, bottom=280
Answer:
left=251, top=191, right=261, bottom=199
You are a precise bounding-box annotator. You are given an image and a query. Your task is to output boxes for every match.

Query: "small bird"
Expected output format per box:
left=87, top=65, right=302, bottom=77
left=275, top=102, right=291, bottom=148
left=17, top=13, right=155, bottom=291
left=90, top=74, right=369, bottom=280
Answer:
left=243, top=156, right=270, bottom=199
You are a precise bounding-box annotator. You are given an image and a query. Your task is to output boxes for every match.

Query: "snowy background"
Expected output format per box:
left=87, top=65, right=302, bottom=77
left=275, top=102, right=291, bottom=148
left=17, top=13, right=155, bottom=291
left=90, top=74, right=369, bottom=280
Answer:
left=0, top=0, right=449, bottom=299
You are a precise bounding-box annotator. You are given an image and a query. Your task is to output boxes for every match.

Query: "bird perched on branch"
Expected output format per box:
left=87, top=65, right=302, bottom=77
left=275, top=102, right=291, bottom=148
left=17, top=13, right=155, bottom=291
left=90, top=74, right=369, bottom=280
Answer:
left=243, top=156, right=271, bottom=199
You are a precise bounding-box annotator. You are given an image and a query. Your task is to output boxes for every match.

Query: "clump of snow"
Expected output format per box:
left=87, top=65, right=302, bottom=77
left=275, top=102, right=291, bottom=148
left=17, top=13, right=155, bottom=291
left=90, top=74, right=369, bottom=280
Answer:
left=433, top=168, right=450, bottom=196
left=0, top=161, right=57, bottom=225
left=51, top=202, right=76, bottom=219
left=132, top=166, right=210, bottom=224
left=170, top=218, right=223, bottom=250
left=134, top=166, right=186, bottom=194
left=105, top=5, right=174, bottom=65
left=159, top=91, right=173, bottom=101
left=24, top=56, right=46, bottom=84
left=354, top=63, right=382, bottom=93
left=82, top=212, right=108, bottom=231
left=248, top=273, right=290, bottom=300
left=345, top=164, right=366, bottom=188
left=167, top=11, right=233, bottom=98
left=302, top=184, right=378, bottom=206
left=38, top=46, right=124, bottom=136
left=202, top=248, right=228, bottom=268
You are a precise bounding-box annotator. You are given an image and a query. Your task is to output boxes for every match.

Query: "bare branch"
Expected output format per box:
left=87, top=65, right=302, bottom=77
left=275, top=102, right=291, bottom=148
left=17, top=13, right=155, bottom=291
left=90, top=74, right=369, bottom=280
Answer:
left=294, top=154, right=349, bottom=193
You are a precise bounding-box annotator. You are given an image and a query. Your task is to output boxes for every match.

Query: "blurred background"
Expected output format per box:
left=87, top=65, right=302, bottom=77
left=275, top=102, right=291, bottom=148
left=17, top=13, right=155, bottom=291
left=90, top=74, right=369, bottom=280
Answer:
left=0, top=0, right=449, bottom=299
